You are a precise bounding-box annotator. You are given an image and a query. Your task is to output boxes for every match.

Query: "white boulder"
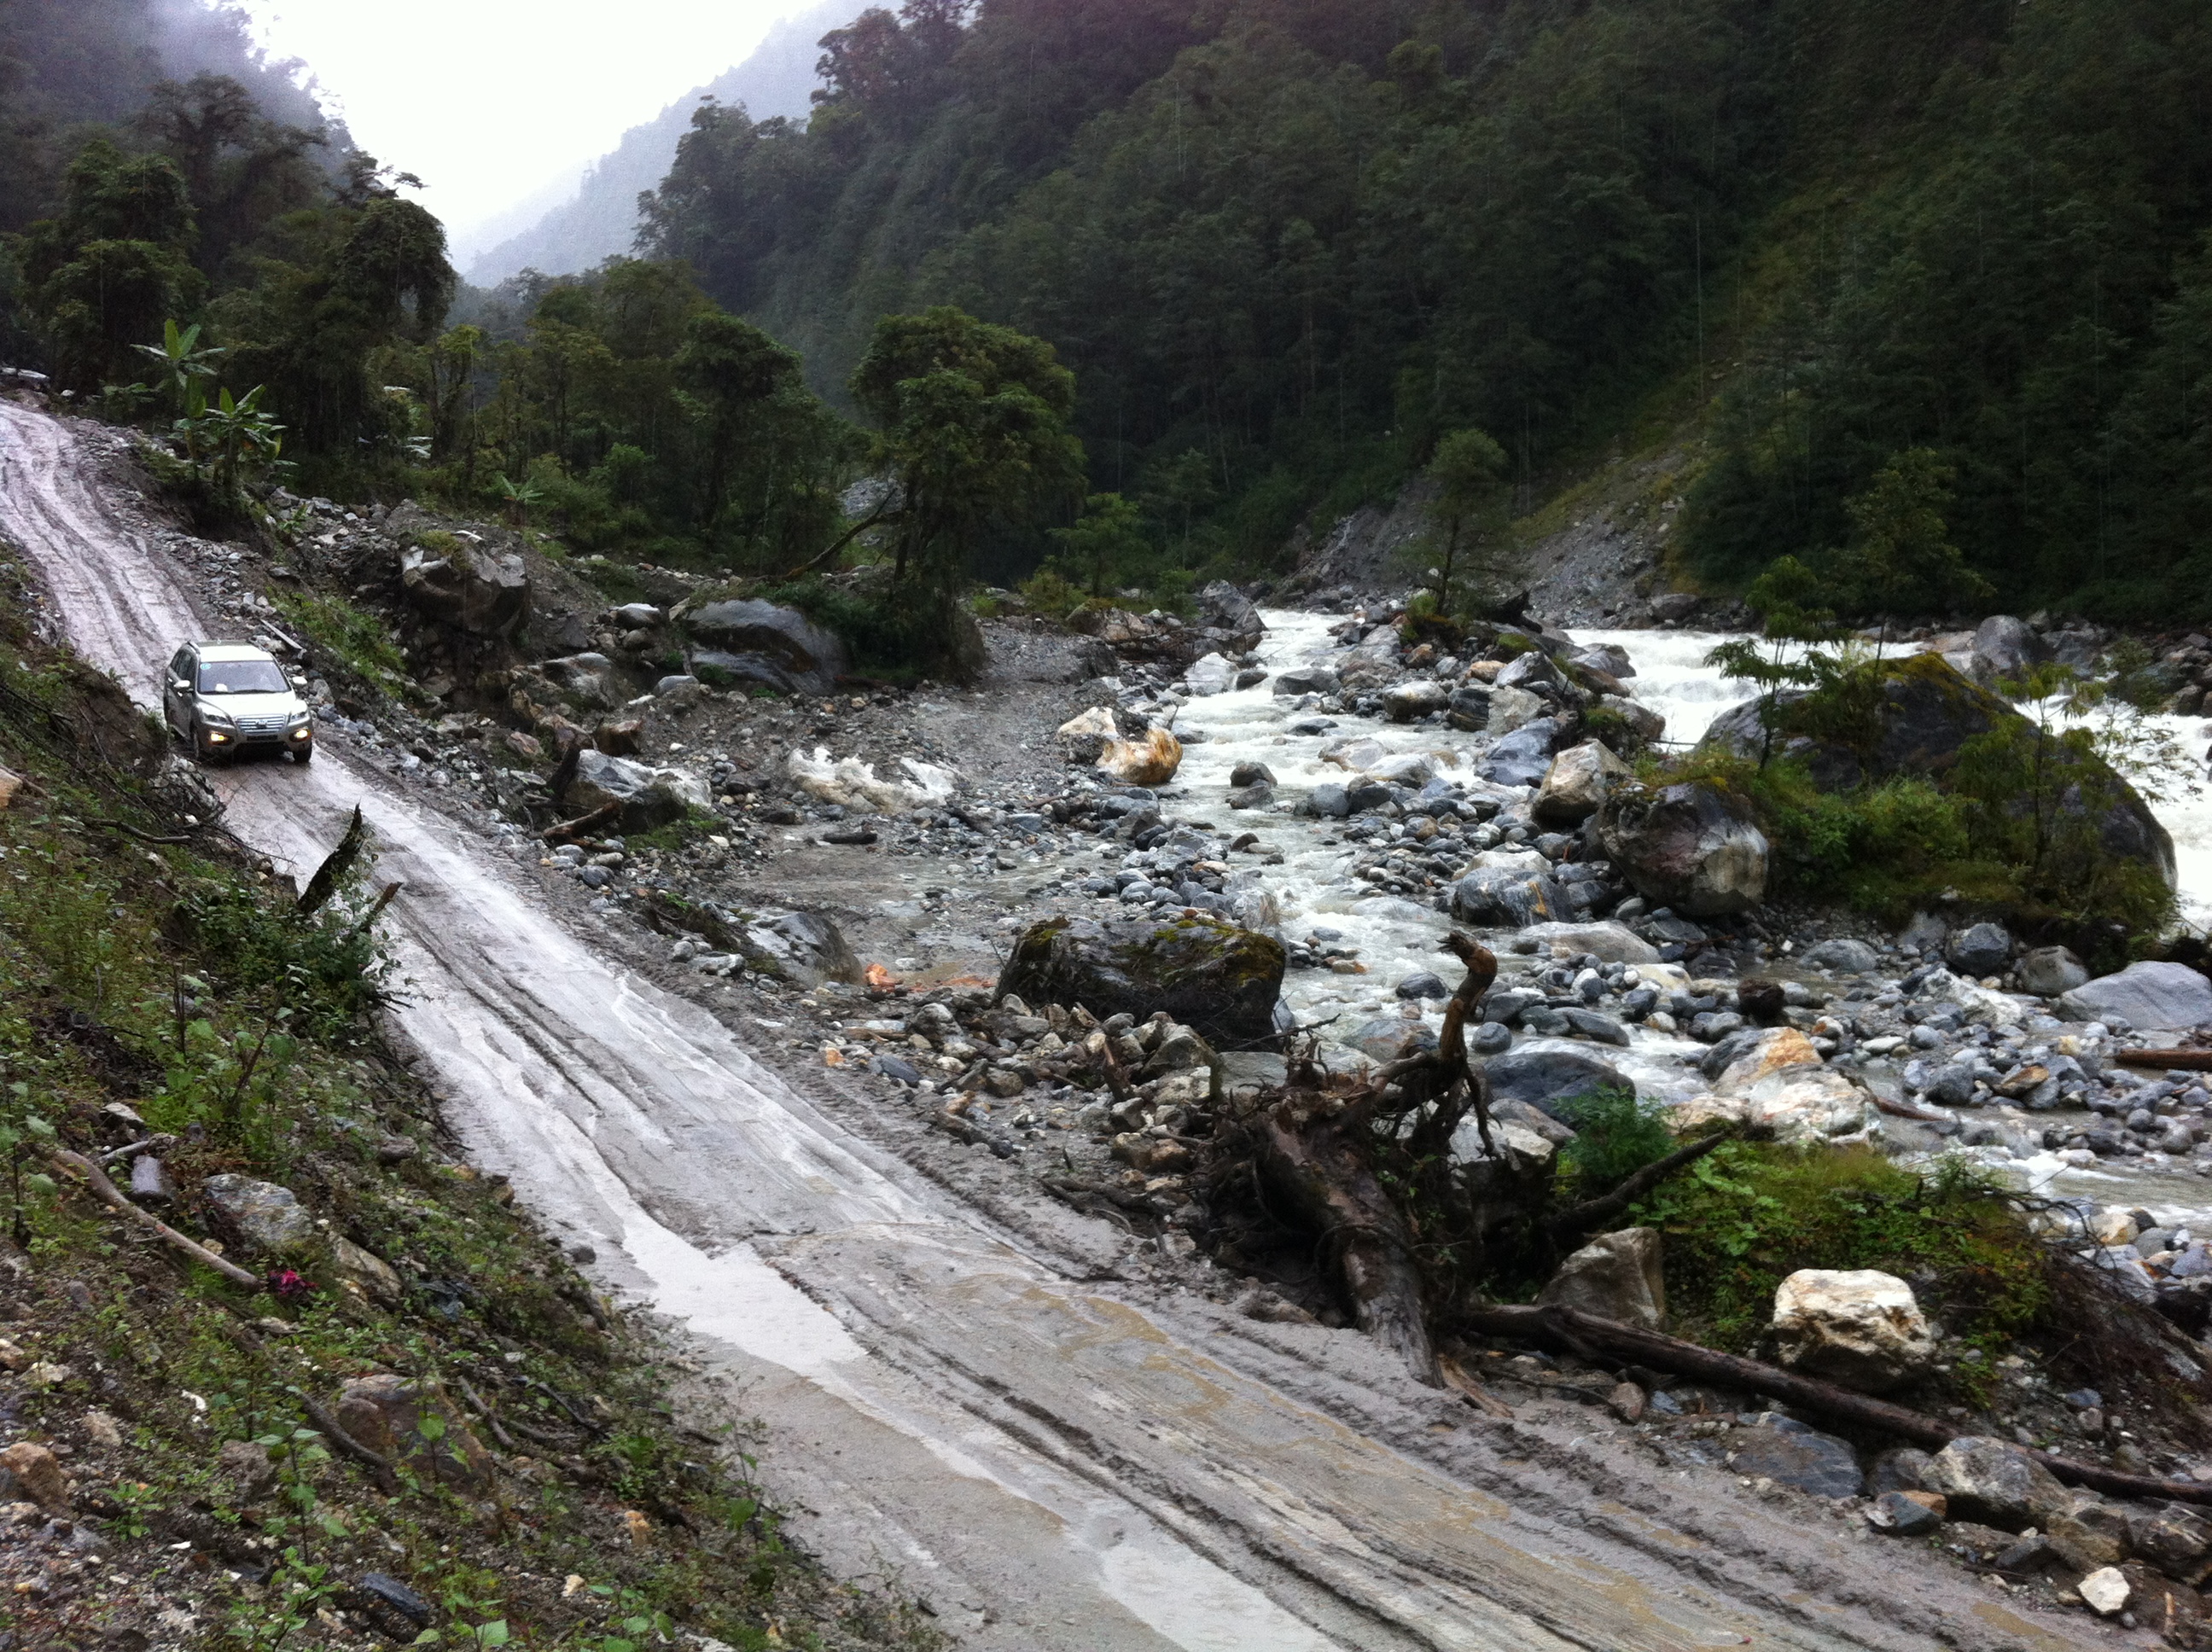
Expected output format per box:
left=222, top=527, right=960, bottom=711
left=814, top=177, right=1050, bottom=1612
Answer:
left=1770, top=1269, right=1935, bottom=1393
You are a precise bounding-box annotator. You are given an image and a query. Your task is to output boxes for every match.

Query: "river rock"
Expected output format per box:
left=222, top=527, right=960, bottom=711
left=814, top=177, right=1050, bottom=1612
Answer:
left=1185, top=652, right=1237, bottom=696
left=1485, top=684, right=1548, bottom=736
left=1272, top=666, right=1340, bottom=697
left=1923, top=1437, right=2069, bottom=1530
left=1450, top=852, right=1573, bottom=928
left=1383, top=679, right=1448, bottom=721
left=1516, top=922, right=1659, bottom=963
left=1970, top=614, right=2050, bottom=688
left=1799, top=938, right=1880, bottom=974
left=2017, top=945, right=2089, bottom=997
left=2059, top=961, right=2212, bottom=1032
left=1097, top=727, right=1183, bottom=787
left=1770, top=1269, right=1935, bottom=1393
left=681, top=599, right=848, bottom=695
left=396, top=529, right=529, bottom=637
left=538, top=652, right=619, bottom=710
left=738, top=910, right=859, bottom=986
left=1946, top=922, right=2011, bottom=977
left=1574, top=643, right=1635, bottom=678
left=1678, top=1050, right=1879, bottom=1145
left=1481, top=717, right=1566, bottom=787
left=2047, top=1500, right=2132, bottom=1572
left=2078, top=1566, right=2130, bottom=1617
left=202, top=1173, right=313, bottom=1254
left=335, top=1374, right=495, bottom=1493
left=1866, top=1491, right=1943, bottom=1536
left=2128, top=1504, right=2212, bottom=1584
left=1196, top=580, right=1265, bottom=651
left=1727, top=1416, right=1864, bottom=1499
left=1596, top=694, right=1666, bottom=750
left=0, top=765, right=21, bottom=811
left=564, top=749, right=706, bottom=832
left=1533, top=741, right=1632, bottom=826
left=1596, top=782, right=1768, bottom=917
left=999, top=914, right=1285, bottom=1046
left=1447, top=683, right=1492, bottom=730
left=1483, top=1047, right=1630, bottom=1116
left=1537, top=1226, right=1665, bottom=1329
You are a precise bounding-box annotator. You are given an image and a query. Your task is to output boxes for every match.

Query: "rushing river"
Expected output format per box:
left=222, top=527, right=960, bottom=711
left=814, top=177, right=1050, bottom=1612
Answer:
left=1158, top=608, right=2212, bottom=1226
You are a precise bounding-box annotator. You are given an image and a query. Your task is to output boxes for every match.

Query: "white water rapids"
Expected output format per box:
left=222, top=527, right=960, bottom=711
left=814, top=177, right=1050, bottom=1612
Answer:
left=1167, top=610, right=2212, bottom=1231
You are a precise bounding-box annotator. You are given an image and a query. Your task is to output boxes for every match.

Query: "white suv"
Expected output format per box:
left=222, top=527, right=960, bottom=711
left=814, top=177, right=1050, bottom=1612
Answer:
left=163, top=643, right=315, bottom=765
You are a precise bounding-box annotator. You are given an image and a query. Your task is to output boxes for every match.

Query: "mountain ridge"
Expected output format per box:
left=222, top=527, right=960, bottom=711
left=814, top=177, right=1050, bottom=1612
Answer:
left=463, top=0, right=860, bottom=287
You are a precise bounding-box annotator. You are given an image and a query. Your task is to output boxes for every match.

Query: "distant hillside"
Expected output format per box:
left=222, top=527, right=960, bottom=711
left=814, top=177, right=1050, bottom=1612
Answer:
left=632, top=0, right=2212, bottom=623
left=463, top=0, right=859, bottom=287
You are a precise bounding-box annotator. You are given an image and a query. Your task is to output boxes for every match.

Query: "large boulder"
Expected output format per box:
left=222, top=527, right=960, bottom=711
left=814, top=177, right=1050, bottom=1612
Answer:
left=1533, top=740, right=1632, bottom=826
left=1097, top=727, right=1183, bottom=787
left=1769, top=1269, right=1936, bottom=1393
left=1969, top=615, right=2050, bottom=689
left=1482, top=1046, right=1631, bottom=1116
left=1486, top=683, right=1549, bottom=736
left=999, top=914, right=1286, bottom=1047
left=1481, top=717, right=1567, bottom=787
left=535, top=652, right=619, bottom=710
left=1923, top=1437, right=2069, bottom=1531
left=1596, top=782, right=1769, bottom=917
left=1195, top=580, right=1264, bottom=652
left=1449, top=851, right=1575, bottom=928
left=1701, top=654, right=2175, bottom=889
left=1726, top=1416, right=1866, bottom=1499
left=1184, top=652, right=1237, bottom=695
left=1677, top=1030, right=1882, bottom=1143
left=2017, top=945, right=2089, bottom=997
left=1515, top=921, right=1659, bottom=963
left=1382, top=679, right=1449, bottom=721
left=1537, top=1227, right=1665, bottom=1329
left=563, top=749, right=708, bottom=832
left=390, top=509, right=529, bottom=637
left=681, top=599, right=849, bottom=695
left=1272, top=665, right=1341, bottom=697
left=739, top=910, right=859, bottom=986
left=2059, top=962, right=2212, bottom=1032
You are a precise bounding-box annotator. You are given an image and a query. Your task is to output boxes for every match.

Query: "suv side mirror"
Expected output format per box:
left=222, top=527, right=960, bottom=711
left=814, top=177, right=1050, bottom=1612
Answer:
left=170, top=678, right=189, bottom=694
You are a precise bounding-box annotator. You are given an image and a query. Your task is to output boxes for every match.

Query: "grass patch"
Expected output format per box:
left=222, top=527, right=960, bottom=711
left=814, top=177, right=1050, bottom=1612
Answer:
left=1633, top=1143, right=2050, bottom=1391
left=271, top=588, right=411, bottom=705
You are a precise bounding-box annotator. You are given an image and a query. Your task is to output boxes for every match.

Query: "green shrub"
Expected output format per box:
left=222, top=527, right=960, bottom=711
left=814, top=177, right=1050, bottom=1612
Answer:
left=271, top=590, right=410, bottom=703
left=1633, top=1143, right=2049, bottom=1364
left=1554, top=1084, right=1674, bottom=1193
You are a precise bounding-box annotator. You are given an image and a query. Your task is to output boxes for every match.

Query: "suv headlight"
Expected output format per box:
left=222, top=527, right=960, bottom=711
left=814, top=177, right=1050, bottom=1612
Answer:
left=199, top=705, right=236, bottom=729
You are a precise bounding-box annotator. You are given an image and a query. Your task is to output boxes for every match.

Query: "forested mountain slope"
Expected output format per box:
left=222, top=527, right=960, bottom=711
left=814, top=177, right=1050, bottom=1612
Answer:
left=463, top=0, right=864, bottom=288
left=640, top=0, right=2212, bottom=620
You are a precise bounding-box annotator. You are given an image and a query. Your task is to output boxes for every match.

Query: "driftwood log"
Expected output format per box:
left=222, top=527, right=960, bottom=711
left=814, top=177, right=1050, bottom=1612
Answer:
left=2116, top=1049, right=2212, bottom=1073
left=1467, top=1300, right=2212, bottom=1508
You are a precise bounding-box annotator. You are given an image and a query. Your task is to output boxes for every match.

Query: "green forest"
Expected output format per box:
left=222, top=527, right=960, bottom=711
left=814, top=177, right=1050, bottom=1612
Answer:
left=10, top=0, right=2212, bottom=622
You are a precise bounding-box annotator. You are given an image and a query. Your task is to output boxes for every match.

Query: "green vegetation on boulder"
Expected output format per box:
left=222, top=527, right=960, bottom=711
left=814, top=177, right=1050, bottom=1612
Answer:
left=999, top=914, right=1285, bottom=1048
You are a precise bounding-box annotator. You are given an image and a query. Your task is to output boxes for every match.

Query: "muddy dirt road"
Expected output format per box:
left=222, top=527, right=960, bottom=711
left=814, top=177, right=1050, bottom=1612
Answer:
left=0, top=396, right=2106, bottom=1651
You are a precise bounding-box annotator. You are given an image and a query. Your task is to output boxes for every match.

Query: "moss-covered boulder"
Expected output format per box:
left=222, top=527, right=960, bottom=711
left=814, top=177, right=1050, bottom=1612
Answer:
left=998, top=914, right=1285, bottom=1047
left=1702, top=652, right=2175, bottom=889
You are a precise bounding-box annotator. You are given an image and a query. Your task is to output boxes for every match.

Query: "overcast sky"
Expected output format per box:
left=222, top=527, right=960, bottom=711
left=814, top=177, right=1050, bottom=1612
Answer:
left=236, top=0, right=800, bottom=253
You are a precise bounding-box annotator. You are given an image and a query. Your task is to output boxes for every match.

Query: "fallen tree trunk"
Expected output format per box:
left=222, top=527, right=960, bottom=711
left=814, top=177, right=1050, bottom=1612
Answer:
left=1467, top=1300, right=2212, bottom=1508
left=2115, top=1049, right=2212, bottom=1073
left=1243, top=934, right=1500, bottom=1386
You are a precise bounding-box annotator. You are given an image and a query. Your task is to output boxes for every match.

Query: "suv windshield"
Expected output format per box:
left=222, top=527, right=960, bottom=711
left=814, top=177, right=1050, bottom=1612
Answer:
left=196, top=660, right=289, bottom=695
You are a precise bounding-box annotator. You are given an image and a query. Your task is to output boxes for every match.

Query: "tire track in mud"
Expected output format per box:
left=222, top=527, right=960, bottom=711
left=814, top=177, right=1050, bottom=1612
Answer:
left=0, top=395, right=2108, bottom=1651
